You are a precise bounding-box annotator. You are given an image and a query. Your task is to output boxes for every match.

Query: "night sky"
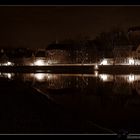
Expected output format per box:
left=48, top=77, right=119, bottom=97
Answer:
left=0, top=6, right=140, bottom=48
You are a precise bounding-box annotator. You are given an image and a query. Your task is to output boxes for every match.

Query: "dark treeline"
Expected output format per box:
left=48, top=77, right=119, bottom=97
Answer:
left=46, top=27, right=137, bottom=63
left=0, top=27, right=140, bottom=64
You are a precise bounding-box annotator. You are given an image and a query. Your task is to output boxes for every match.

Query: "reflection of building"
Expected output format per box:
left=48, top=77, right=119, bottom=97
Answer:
left=18, top=74, right=90, bottom=90
left=33, top=74, right=89, bottom=89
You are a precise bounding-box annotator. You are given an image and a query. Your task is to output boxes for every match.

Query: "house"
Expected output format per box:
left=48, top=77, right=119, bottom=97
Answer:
left=22, top=49, right=35, bottom=66
left=128, top=26, right=140, bottom=46
left=0, top=53, right=9, bottom=65
left=113, top=45, right=133, bottom=64
left=46, top=43, right=76, bottom=64
left=132, top=44, right=140, bottom=59
left=33, top=49, right=47, bottom=66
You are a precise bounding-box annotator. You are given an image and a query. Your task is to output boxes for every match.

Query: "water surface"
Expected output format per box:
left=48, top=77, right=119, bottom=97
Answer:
left=0, top=72, right=140, bottom=134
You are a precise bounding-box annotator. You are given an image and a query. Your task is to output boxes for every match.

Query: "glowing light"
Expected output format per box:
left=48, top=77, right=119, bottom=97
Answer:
left=34, top=60, right=45, bottom=66
left=2, top=63, right=7, bottom=66
left=99, top=74, right=114, bottom=82
left=99, top=74, right=108, bottom=81
left=34, top=73, right=58, bottom=82
left=100, top=59, right=108, bottom=65
left=24, top=61, right=34, bottom=66
left=128, top=74, right=135, bottom=83
left=134, top=59, right=140, bottom=65
left=47, top=60, right=52, bottom=64
left=29, top=63, right=34, bottom=66
left=1, top=73, right=14, bottom=79
left=33, top=59, right=51, bottom=66
left=1, top=61, right=14, bottom=66
left=46, top=74, right=52, bottom=80
left=7, top=62, right=14, bottom=66
left=34, top=73, right=45, bottom=81
left=94, top=64, right=98, bottom=70
left=128, top=58, right=135, bottom=65
left=94, top=71, right=98, bottom=77
left=7, top=73, right=12, bottom=79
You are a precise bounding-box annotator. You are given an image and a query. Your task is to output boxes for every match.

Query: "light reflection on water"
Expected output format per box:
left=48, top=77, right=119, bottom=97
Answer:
left=2, top=72, right=140, bottom=91
left=2, top=72, right=140, bottom=84
left=2, top=72, right=140, bottom=132
left=2, top=72, right=140, bottom=97
left=0, top=73, right=15, bottom=80
left=33, top=73, right=58, bottom=82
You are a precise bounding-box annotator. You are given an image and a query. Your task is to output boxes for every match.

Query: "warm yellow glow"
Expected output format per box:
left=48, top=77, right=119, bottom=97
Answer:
left=46, top=74, right=53, bottom=80
left=34, top=73, right=58, bottom=81
left=128, top=58, right=135, bottom=65
left=29, top=63, right=34, bottom=66
left=94, top=71, right=98, bottom=77
left=99, top=74, right=108, bottom=81
left=47, top=60, right=52, bottom=64
left=134, top=59, right=140, bottom=65
left=7, top=62, right=14, bottom=66
left=7, top=62, right=11, bottom=65
left=100, top=59, right=108, bottom=65
left=1, top=73, right=13, bottom=79
left=128, top=74, right=135, bottom=83
left=34, top=73, right=45, bottom=81
left=34, top=60, right=45, bottom=66
left=7, top=73, right=12, bottom=79
left=34, top=59, right=51, bottom=66
left=94, top=64, right=98, bottom=70
left=2, top=61, right=14, bottom=66
left=99, top=74, right=114, bottom=82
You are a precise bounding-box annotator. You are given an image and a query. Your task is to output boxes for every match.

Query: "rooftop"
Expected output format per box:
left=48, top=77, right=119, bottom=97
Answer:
left=128, top=26, right=140, bottom=32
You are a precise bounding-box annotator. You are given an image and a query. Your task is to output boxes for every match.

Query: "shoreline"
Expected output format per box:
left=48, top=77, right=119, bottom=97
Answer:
left=0, top=65, right=140, bottom=74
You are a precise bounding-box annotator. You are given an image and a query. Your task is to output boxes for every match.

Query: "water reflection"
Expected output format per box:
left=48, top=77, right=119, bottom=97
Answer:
left=2, top=72, right=140, bottom=90
left=0, top=73, right=15, bottom=80
left=34, top=73, right=56, bottom=80
left=99, top=74, right=114, bottom=82
left=116, top=75, right=140, bottom=83
left=2, top=72, right=140, bottom=95
left=94, top=71, right=98, bottom=77
left=1, top=72, right=140, bottom=132
left=2, top=73, right=140, bottom=84
left=34, top=73, right=46, bottom=81
left=128, top=75, right=135, bottom=83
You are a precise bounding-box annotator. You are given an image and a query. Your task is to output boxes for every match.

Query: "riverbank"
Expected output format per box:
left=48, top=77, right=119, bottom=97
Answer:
left=0, top=66, right=93, bottom=73
left=0, top=65, right=140, bottom=74
left=99, top=65, right=140, bottom=74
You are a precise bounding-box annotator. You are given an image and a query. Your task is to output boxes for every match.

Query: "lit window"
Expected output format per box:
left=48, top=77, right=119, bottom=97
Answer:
left=128, top=58, right=135, bottom=65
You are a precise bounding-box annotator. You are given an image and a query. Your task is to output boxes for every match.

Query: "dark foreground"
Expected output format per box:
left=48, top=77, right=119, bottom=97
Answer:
left=0, top=79, right=114, bottom=134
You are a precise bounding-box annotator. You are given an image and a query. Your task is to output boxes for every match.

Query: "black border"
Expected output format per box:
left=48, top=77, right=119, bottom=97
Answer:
left=0, top=0, right=140, bottom=5
left=0, top=0, right=140, bottom=138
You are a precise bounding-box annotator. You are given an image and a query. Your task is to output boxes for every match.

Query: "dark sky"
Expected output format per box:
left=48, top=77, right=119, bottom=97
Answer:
left=0, top=6, right=140, bottom=48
